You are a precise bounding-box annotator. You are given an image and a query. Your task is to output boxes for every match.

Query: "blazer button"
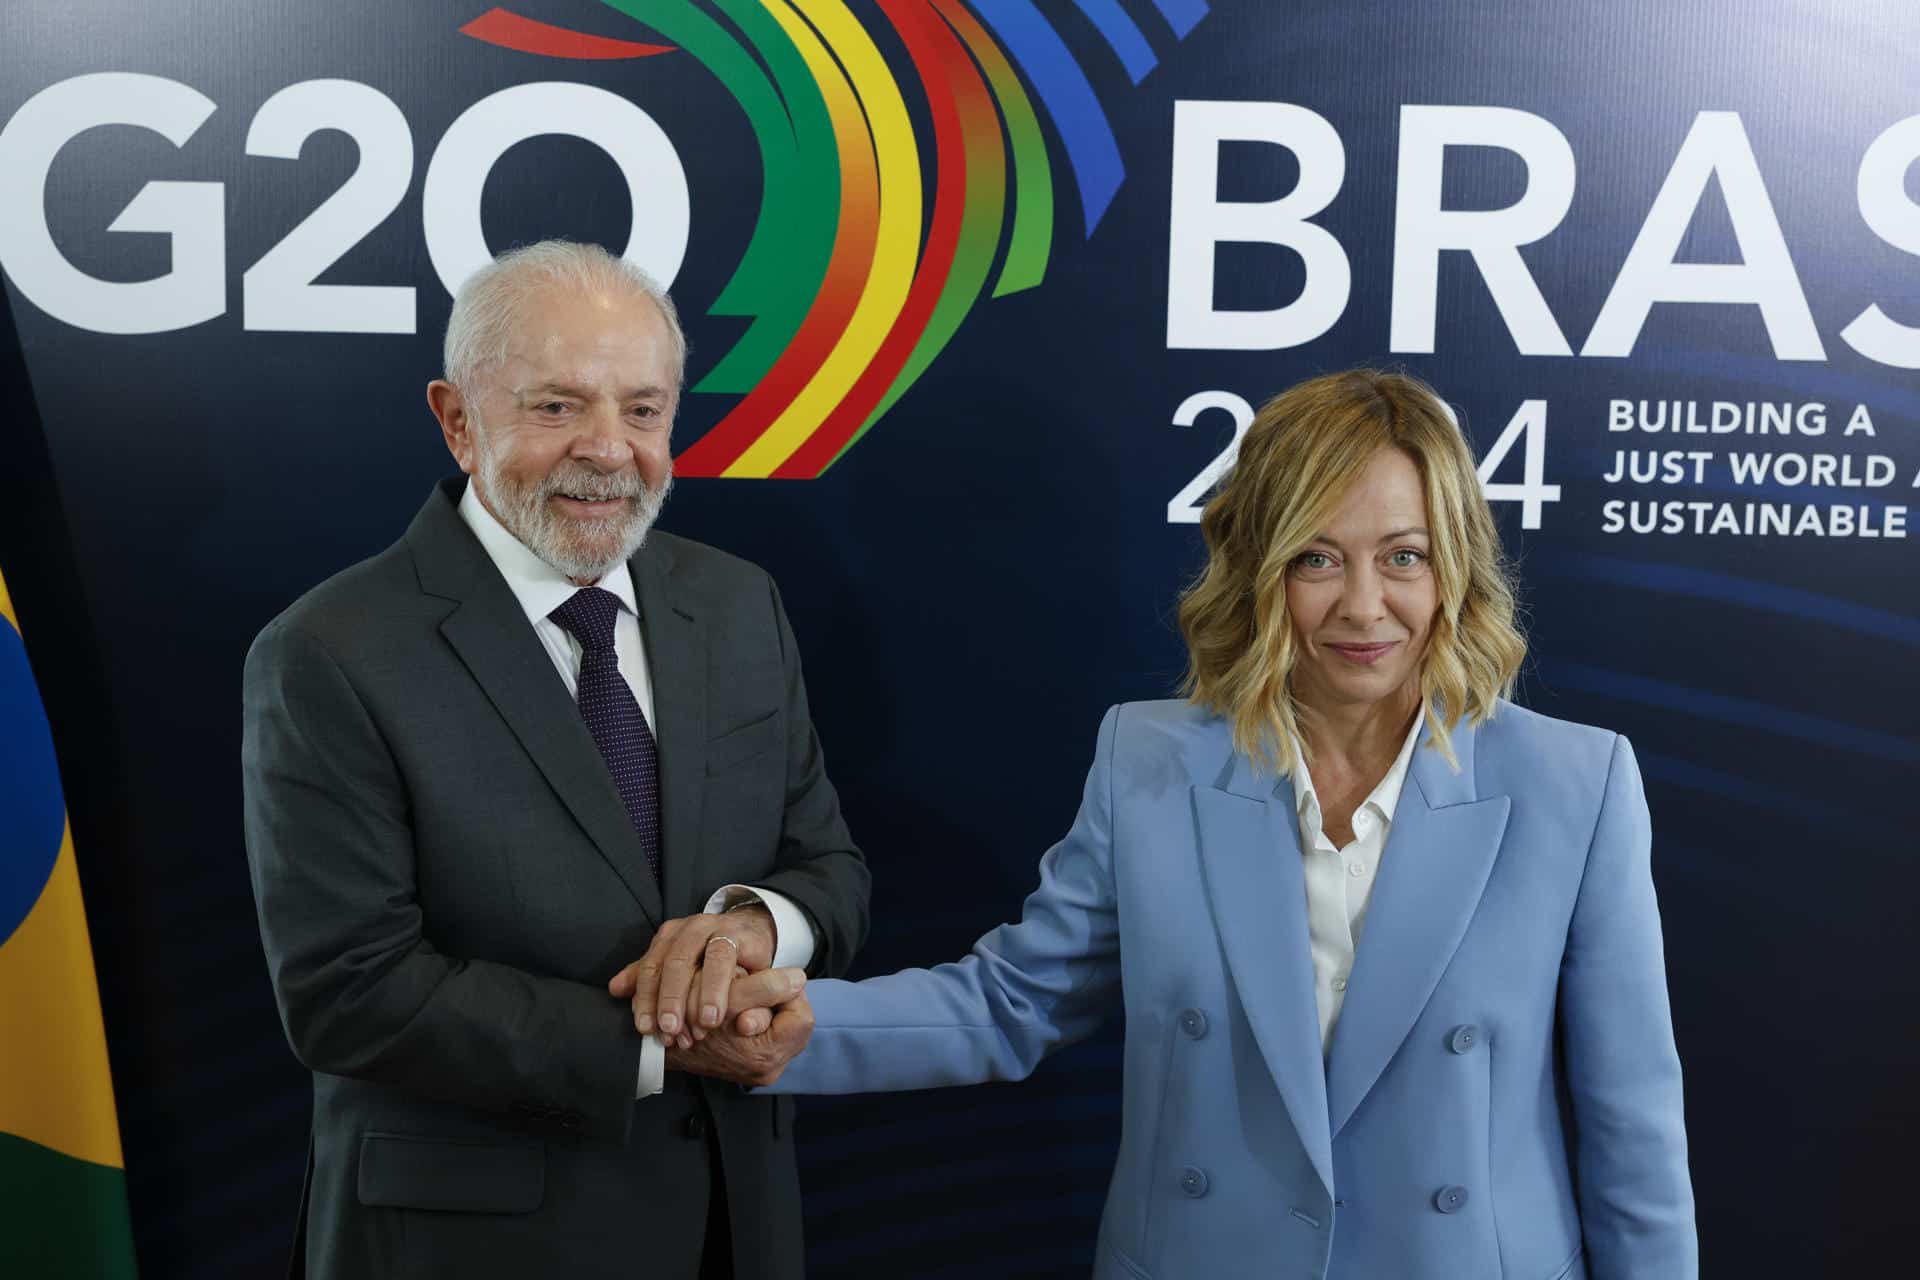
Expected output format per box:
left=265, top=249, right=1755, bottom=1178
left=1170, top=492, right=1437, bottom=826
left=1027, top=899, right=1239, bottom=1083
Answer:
left=684, top=1112, right=707, bottom=1140
left=1178, top=1008, right=1209, bottom=1039
left=1433, top=1185, right=1469, bottom=1214
left=1447, top=1024, right=1480, bottom=1054
left=1177, top=1167, right=1210, bottom=1198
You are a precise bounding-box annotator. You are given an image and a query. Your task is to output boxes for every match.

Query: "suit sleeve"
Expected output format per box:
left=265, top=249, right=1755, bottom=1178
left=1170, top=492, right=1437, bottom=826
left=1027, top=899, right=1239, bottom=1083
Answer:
left=739, top=576, right=870, bottom=979
left=241, top=619, right=642, bottom=1143
left=766, top=706, right=1123, bottom=1094
left=1559, top=734, right=1698, bottom=1278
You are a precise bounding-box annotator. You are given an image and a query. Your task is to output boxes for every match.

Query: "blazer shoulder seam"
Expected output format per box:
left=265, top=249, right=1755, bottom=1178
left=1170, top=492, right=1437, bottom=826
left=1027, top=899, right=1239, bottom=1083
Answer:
left=1570, top=732, right=1630, bottom=895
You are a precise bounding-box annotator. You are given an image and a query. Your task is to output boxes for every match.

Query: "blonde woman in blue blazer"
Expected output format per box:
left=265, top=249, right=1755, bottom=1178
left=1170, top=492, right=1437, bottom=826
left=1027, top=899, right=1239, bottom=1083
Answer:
left=656, top=370, right=1697, bottom=1279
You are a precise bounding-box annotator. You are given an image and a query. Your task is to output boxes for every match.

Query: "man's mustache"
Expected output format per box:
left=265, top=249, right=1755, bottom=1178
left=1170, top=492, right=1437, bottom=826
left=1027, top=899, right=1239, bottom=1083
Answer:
left=540, top=468, right=653, bottom=502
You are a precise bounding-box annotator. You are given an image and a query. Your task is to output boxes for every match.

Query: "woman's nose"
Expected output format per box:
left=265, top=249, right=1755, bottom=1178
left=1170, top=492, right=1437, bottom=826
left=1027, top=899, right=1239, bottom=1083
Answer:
left=1338, top=564, right=1386, bottom=622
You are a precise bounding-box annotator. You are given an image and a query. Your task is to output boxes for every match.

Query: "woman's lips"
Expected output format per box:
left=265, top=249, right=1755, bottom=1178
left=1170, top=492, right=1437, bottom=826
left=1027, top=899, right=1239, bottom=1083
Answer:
left=1325, top=641, right=1397, bottom=665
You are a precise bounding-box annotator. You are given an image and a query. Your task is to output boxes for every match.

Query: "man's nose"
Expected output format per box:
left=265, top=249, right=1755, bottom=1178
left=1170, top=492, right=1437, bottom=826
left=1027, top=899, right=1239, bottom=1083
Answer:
left=570, top=402, right=628, bottom=466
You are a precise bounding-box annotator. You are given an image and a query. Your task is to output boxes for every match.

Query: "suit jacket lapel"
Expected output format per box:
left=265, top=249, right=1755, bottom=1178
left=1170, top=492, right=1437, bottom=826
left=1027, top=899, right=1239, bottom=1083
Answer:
left=629, top=539, right=710, bottom=920
left=1325, top=719, right=1509, bottom=1138
left=1192, top=751, right=1334, bottom=1195
left=408, top=480, right=665, bottom=926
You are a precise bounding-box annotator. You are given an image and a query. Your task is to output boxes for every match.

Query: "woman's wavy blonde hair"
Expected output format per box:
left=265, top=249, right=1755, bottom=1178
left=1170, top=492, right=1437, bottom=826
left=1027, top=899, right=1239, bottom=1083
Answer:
left=1178, top=368, right=1525, bottom=777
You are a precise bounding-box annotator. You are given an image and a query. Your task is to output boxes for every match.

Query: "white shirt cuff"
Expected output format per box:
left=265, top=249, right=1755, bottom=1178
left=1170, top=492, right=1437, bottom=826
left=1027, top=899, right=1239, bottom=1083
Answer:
left=636, top=1034, right=665, bottom=1098
left=702, top=884, right=818, bottom=971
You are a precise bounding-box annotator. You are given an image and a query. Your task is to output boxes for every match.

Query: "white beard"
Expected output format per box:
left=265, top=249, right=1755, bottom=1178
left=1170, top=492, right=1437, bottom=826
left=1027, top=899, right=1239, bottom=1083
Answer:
left=472, top=428, right=671, bottom=581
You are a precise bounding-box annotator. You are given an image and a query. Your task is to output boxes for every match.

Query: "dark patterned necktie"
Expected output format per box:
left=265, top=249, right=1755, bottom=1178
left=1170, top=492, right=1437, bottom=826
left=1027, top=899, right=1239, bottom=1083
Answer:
left=549, top=587, right=661, bottom=881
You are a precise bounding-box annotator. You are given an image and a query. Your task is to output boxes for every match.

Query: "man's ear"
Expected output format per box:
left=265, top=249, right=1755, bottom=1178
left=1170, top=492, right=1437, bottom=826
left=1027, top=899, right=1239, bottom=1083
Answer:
left=427, top=380, right=478, bottom=475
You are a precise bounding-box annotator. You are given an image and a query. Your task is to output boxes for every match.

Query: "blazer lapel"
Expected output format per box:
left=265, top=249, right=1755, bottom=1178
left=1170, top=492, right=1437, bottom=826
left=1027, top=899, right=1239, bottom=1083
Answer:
left=1325, top=719, right=1510, bottom=1138
left=1192, top=752, right=1334, bottom=1195
left=408, top=480, right=665, bottom=926
left=628, top=539, right=710, bottom=920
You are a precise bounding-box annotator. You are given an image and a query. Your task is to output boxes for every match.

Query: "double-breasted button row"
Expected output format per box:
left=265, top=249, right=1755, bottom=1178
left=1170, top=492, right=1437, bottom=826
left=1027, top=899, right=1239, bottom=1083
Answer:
left=1169, top=1011, right=1210, bottom=1204
left=1447, top=1024, right=1481, bottom=1054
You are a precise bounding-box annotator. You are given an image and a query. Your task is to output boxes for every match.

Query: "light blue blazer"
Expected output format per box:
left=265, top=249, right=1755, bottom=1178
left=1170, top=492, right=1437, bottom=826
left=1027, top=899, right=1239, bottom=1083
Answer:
left=772, top=699, right=1696, bottom=1280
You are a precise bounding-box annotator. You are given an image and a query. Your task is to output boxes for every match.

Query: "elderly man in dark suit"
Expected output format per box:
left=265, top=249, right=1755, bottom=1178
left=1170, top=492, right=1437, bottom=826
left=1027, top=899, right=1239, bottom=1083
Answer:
left=242, top=239, right=867, bottom=1280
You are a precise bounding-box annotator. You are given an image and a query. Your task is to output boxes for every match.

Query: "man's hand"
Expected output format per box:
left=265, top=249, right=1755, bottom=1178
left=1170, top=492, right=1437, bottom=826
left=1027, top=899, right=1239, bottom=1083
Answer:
left=621, top=964, right=804, bottom=1039
left=608, top=903, right=777, bottom=1041
left=664, top=985, right=814, bottom=1088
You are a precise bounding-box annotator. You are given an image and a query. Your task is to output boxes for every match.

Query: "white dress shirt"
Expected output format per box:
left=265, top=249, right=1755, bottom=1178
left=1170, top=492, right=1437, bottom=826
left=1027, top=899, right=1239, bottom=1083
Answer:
left=1290, top=710, right=1425, bottom=1055
left=457, top=484, right=816, bottom=1096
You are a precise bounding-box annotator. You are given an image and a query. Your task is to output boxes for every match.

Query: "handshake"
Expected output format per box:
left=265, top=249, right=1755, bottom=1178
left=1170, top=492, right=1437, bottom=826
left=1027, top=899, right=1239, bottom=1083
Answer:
left=607, top=902, right=813, bottom=1088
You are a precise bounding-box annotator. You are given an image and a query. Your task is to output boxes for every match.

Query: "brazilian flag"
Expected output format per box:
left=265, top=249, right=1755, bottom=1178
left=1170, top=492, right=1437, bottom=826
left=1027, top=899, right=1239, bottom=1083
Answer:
left=0, top=564, right=137, bottom=1277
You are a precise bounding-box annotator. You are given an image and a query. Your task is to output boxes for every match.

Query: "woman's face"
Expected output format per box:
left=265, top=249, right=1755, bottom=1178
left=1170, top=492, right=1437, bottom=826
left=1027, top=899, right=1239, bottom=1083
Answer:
left=1284, top=448, right=1438, bottom=721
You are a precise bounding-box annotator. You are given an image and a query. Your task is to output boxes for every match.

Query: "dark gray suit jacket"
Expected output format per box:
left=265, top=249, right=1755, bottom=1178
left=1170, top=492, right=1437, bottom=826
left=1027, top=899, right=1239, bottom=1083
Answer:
left=242, top=478, right=869, bottom=1279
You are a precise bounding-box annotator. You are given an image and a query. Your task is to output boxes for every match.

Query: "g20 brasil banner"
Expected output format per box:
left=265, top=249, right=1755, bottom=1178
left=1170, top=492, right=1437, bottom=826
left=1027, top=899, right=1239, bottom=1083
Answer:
left=5, top=0, right=1917, bottom=515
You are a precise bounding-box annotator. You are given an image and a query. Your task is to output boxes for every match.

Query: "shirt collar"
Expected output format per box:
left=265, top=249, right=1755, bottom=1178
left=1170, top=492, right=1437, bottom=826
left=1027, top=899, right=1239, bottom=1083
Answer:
left=457, top=479, right=638, bottom=628
left=1290, top=707, right=1427, bottom=830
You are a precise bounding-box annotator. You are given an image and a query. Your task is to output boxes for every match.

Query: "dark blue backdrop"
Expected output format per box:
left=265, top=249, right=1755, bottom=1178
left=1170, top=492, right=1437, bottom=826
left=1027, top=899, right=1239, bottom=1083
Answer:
left=2, top=0, right=1916, bottom=1274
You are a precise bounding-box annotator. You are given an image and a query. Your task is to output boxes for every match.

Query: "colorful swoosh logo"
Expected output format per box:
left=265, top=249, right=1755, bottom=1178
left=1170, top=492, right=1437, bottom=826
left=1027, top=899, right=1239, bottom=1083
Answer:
left=461, top=1, right=1210, bottom=477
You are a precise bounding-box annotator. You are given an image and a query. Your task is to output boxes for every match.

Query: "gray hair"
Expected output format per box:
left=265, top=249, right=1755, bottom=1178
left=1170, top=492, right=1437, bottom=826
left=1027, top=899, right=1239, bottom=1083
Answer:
left=442, top=239, right=688, bottom=392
